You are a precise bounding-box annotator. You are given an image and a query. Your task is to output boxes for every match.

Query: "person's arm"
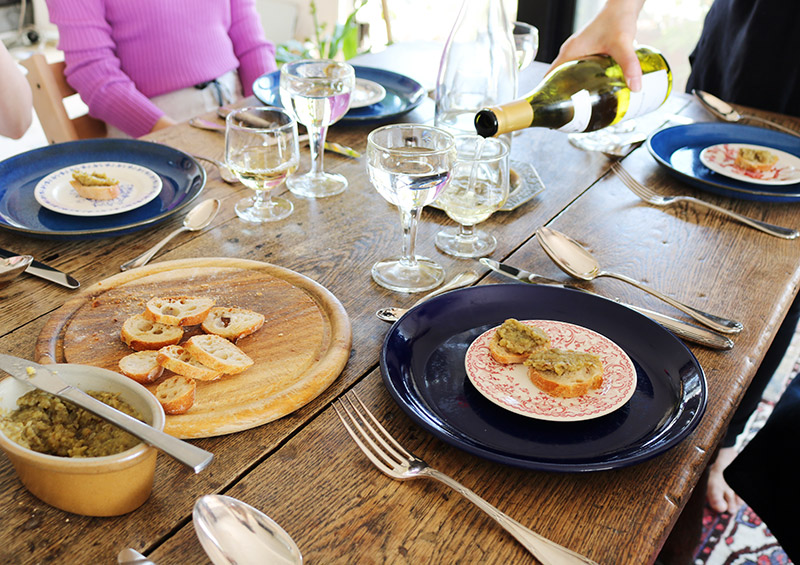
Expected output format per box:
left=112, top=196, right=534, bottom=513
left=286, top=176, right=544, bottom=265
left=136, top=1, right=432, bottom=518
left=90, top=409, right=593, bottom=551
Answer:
left=46, top=0, right=167, bottom=137
left=549, top=0, right=647, bottom=91
left=228, top=0, right=277, bottom=96
left=0, top=44, right=33, bottom=139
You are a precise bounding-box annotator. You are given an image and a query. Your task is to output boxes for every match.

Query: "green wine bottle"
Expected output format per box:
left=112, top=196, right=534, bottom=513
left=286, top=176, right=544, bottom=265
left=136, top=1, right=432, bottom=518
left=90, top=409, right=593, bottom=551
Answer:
left=475, top=45, right=672, bottom=137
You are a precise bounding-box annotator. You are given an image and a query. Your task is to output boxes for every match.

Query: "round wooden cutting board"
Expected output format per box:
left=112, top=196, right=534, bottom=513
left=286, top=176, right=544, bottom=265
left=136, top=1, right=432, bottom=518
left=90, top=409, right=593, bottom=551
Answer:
left=36, top=258, right=352, bottom=439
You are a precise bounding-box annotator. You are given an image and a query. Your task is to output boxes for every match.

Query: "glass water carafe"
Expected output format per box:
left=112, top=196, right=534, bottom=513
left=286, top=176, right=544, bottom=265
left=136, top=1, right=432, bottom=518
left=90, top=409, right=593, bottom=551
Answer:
left=434, top=0, right=518, bottom=138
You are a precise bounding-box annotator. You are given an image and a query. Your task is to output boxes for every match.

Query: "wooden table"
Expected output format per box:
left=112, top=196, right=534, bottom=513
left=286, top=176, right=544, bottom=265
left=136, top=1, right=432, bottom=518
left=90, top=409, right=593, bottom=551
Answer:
left=2, top=54, right=800, bottom=564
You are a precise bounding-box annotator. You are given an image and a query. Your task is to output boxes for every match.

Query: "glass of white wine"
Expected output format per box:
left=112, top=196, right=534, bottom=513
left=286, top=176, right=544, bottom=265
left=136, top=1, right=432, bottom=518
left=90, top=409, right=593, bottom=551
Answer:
left=435, top=136, right=509, bottom=258
left=513, top=21, right=539, bottom=71
left=225, top=107, right=299, bottom=223
left=367, top=124, right=457, bottom=293
left=280, top=59, right=355, bottom=198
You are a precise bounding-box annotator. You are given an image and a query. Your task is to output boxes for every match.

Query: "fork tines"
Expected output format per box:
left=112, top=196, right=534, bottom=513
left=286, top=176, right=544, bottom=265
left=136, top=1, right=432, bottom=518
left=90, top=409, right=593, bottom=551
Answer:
left=334, top=394, right=411, bottom=476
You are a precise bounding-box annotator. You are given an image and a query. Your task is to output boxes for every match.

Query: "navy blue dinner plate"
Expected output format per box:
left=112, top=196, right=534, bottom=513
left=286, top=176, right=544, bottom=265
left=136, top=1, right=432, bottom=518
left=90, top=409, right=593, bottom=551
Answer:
left=0, top=139, right=205, bottom=240
left=647, top=123, right=800, bottom=202
left=252, top=65, right=426, bottom=124
left=380, top=284, right=707, bottom=472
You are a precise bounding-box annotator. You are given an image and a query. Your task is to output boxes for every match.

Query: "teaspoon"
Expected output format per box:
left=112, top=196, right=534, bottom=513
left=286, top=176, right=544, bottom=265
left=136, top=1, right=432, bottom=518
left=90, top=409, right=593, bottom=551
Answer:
left=536, top=226, right=743, bottom=334
left=191, top=155, right=238, bottom=184
left=694, top=90, right=800, bottom=138
left=120, top=199, right=221, bottom=271
left=376, top=270, right=481, bottom=322
left=193, top=495, right=302, bottom=565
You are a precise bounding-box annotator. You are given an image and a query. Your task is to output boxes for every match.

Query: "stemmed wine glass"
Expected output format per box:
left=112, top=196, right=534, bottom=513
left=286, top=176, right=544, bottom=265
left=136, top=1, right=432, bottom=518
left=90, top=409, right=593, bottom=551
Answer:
left=434, top=136, right=509, bottom=258
left=280, top=59, right=355, bottom=198
left=367, top=124, right=457, bottom=293
left=225, top=107, right=299, bottom=223
left=513, top=21, right=539, bottom=71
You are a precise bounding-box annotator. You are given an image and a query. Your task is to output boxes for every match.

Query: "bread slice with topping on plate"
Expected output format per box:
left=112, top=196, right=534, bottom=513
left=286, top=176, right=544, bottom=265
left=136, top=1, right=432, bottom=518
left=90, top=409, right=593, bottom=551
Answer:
left=525, top=348, right=604, bottom=398
left=488, top=318, right=550, bottom=364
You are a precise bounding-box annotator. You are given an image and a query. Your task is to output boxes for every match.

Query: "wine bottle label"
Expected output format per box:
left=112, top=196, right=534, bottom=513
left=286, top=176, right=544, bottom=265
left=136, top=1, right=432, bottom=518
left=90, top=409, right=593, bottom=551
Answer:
left=557, top=90, right=592, bottom=133
left=626, top=69, right=670, bottom=119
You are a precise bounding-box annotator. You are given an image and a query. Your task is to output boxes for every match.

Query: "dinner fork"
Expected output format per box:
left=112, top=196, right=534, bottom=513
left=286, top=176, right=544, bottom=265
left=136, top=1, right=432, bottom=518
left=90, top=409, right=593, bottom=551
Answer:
left=611, top=162, right=800, bottom=239
left=334, top=393, right=598, bottom=565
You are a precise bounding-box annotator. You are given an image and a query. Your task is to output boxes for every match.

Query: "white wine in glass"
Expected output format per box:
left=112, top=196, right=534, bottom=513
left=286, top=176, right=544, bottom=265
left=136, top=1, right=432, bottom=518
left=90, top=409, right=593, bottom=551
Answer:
left=367, top=124, right=457, bottom=293
left=513, top=21, right=539, bottom=71
left=280, top=59, right=355, bottom=198
left=225, top=107, right=299, bottom=223
left=435, top=136, right=509, bottom=258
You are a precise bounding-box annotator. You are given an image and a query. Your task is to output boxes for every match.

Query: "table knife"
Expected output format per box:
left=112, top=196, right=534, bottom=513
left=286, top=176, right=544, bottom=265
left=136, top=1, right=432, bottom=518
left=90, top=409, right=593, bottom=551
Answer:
left=0, top=247, right=79, bottom=289
left=0, top=354, right=213, bottom=473
left=480, top=258, right=733, bottom=350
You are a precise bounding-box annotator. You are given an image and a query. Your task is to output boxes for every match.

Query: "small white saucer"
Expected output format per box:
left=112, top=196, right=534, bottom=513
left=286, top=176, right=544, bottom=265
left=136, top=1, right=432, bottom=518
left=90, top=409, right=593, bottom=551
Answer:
left=465, top=320, right=637, bottom=422
left=35, top=162, right=163, bottom=216
left=349, top=78, right=386, bottom=108
left=700, top=143, right=800, bottom=186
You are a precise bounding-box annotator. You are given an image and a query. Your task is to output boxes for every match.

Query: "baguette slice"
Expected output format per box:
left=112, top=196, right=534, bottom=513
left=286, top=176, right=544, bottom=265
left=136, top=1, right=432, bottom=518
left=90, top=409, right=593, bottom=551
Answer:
left=183, top=334, right=254, bottom=375
left=156, top=344, right=222, bottom=381
left=155, top=375, right=196, bottom=415
left=734, top=147, right=778, bottom=172
left=143, top=296, right=216, bottom=326
left=118, top=350, right=164, bottom=384
left=488, top=319, right=550, bottom=364
left=121, top=314, right=184, bottom=351
left=201, top=307, right=265, bottom=341
left=525, top=348, right=604, bottom=398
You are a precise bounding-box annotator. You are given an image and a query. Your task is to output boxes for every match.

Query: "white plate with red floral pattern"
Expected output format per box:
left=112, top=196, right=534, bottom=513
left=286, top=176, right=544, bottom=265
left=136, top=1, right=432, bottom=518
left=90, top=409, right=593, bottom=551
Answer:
left=699, top=143, right=800, bottom=185
left=465, top=320, right=636, bottom=422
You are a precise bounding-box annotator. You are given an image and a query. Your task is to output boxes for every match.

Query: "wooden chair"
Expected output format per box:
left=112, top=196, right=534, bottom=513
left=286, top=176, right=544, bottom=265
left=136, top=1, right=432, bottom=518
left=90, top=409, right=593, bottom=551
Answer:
left=20, top=53, right=106, bottom=144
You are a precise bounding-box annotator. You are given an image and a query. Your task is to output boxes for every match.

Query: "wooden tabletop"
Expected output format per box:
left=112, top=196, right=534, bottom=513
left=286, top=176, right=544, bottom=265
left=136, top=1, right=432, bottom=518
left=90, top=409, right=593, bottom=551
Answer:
left=2, top=52, right=800, bottom=564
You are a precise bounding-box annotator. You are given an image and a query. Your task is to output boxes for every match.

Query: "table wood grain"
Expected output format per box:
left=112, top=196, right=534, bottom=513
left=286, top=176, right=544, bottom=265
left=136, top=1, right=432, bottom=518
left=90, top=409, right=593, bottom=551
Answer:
left=1, top=53, right=799, bottom=564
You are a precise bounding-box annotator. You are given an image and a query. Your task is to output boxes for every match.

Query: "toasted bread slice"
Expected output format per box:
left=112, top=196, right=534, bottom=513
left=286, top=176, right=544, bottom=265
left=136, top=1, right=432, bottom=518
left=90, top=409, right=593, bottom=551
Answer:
left=121, top=314, right=184, bottom=351
left=143, top=296, right=216, bottom=326
left=70, top=170, right=120, bottom=200
left=525, top=348, right=604, bottom=398
left=734, top=147, right=778, bottom=172
left=201, top=307, right=265, bottom=341
left=118, top=350, right=164, bottom=384
left=156, top=344, right=222, bottom=381
left=183, top=334, right=254, bottom=375
left=155, top=375, right=196, bottom=415
left=488, top=319, right=550, bottom=364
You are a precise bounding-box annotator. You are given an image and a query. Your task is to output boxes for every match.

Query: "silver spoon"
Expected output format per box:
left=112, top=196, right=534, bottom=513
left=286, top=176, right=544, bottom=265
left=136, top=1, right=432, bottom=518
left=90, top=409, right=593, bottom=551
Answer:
left=192, top=155, right=238, bottom=184
left=376, top=270, right=481, bottom=322
left=0, top=255, right=33, bottom=287
left=117, top=548, right=157, bottom=565
left=193, top=495, right=302, bottom=565
left=120, top=199, right=221, bottom=271
left=536, top=226, right=743, bottom=334
left=694, top=90, right=800, bottom=138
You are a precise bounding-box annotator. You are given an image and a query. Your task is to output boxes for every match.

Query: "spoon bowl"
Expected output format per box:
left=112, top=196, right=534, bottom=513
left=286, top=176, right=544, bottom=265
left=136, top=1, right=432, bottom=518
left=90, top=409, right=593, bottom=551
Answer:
left=120, top=198, right=221, bottom=271
left=694, top=90, right=800, bottom=138
left=193, top=494, right=302, bottom=565
left=535, top=226, right=743, bottom=334
left=0, top=255, right=33, bottom=288
left=192, top=155, right=239, bottom=184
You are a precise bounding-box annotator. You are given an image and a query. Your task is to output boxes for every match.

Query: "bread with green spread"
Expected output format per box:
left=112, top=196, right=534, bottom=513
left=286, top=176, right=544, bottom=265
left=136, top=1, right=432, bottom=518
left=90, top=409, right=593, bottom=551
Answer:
left=488, top=319, right=551, bottom=364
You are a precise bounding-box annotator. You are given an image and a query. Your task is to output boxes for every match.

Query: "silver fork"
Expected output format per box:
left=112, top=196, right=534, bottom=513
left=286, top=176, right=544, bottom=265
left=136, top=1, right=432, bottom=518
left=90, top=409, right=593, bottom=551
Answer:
left=611, top=162, right=799, bottom=239
left=334, top=394, right=598, bottom=565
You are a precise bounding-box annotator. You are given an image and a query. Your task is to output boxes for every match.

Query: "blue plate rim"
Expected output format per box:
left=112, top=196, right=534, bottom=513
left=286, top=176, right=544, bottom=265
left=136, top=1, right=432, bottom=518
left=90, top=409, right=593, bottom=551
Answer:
left=646, top=122, right=800, bottom=201
left=0, top=139, right=206, bottom=239
left=252, top=65, right=427, bottom=123
left=380, top=283, right=707, bottom=472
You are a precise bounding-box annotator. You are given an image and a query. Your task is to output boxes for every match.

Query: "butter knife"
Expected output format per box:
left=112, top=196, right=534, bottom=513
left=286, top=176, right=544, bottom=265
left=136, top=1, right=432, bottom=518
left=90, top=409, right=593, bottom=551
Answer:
left=694, top=90, right=800, bottom=138
left=480, top=258, right=733, bottom=350
left=0, top=355, right=214, bottom=473
left=0, top=247, right=79, bottom=289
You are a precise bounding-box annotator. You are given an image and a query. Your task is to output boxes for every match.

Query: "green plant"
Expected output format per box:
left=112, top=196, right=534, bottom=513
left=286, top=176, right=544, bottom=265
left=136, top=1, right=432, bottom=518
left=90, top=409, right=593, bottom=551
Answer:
left=275, top=0, right=369, bottom=66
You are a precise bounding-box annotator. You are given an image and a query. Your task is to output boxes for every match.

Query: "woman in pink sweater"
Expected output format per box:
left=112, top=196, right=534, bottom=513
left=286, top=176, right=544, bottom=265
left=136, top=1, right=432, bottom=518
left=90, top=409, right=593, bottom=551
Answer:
left=46, top=0, right=277, bottom=138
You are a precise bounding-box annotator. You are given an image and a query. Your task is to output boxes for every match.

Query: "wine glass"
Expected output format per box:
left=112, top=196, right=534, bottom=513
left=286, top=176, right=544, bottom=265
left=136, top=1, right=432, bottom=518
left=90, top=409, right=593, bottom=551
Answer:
left=225, top=107, right=299, bottom=223
left=367, top=124, right=457, bottom=293
left=513, top=21, right=539, bottom=71
left=434, top=136, right=509, bottom=258
left=279, top=59, right=355, bottom=198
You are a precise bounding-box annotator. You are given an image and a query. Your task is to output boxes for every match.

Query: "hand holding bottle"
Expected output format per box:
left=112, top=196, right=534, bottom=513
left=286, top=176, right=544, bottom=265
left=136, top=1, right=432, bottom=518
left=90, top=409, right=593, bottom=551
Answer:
left=549, top=0, right=647, bottom=91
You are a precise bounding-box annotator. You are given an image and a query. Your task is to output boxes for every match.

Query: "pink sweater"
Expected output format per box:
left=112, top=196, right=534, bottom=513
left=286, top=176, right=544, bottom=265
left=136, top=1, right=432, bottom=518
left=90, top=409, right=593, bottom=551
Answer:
left=46, top=0, right=277, bottom=137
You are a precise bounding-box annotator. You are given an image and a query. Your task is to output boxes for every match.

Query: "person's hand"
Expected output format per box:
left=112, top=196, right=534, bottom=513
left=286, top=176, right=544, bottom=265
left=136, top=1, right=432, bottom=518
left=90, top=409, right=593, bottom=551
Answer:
left=548, top=0, right=646, bottom=91
left=149, top=114, right=178, bottom=133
